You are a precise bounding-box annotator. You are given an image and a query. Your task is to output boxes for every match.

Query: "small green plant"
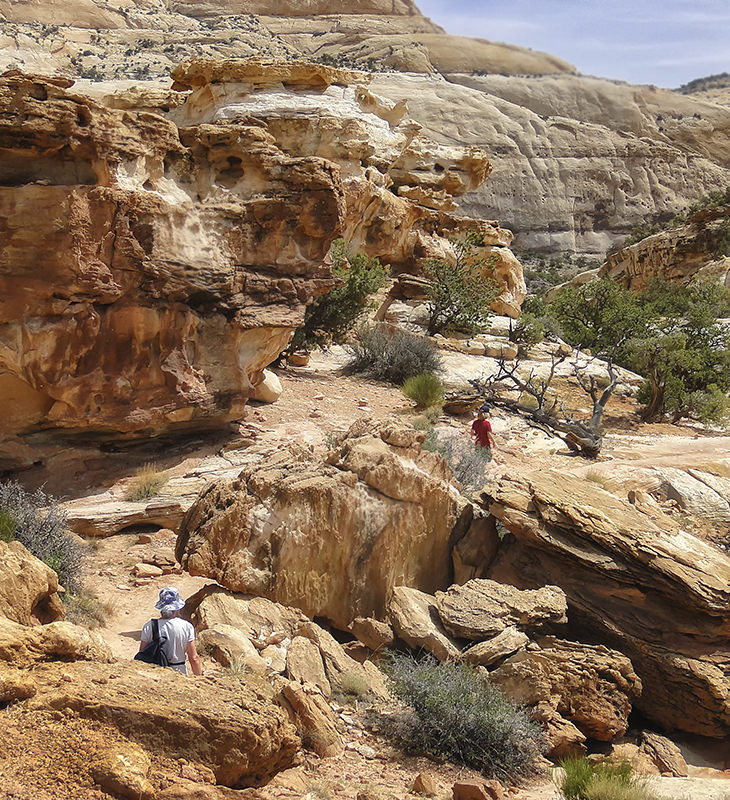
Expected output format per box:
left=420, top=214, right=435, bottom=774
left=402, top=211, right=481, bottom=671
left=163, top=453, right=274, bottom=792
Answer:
left=124, top=463, right=169, bottom=501
left=558, top=757, right=658, bottom=800
left=333, top=671, right=371, bottom=705
left=345, top=325, right=443, bottom=385
left=64, top=588, right=113, bottom=629
left=402, top=373, right=444, bottom=409
left=0, top=508, right=16, bottom=543
left=384, top=654, right=546, bottom=782
left=422, top=231, right=501, bottom=335
left=0, top=481, right=83, bottom=592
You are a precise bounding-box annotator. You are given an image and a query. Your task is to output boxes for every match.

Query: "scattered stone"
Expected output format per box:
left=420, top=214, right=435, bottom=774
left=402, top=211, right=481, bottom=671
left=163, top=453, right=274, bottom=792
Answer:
left=90, top=742, right=154, bottom=800
left=132, top=564, right=163, bottom=579
left=641, top=731, right=688, bottom=777
left=412, top=772, right=438, bottom=796
left=452, top=778, right=504, bottom=800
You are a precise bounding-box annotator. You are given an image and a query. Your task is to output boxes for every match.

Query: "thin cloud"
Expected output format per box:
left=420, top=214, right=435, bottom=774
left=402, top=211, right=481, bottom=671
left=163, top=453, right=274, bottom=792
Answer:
left=414, top=0, right=730, bottom=87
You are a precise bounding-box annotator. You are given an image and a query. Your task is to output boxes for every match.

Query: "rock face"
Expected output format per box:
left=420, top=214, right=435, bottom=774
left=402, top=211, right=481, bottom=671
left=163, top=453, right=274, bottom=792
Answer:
left=0, top=62, right=518, bottom=468
left=435, top=579, right=567, bottom=640
left=26, top=660, right=300, bottom=788
left=2, top=2, right=729, bottom=255
left=370, top=73, right=730, bottom=254
left=0, top=1, right=573, bottom=82
left=177, top=420, right=467, bottom=629
left=0, top=541, right=66, bottom=625
left=601, top=205, right=730, bottom=291
left=483, top=470, right=730, bottom=737
left=489, top=638, right=641, bottom=742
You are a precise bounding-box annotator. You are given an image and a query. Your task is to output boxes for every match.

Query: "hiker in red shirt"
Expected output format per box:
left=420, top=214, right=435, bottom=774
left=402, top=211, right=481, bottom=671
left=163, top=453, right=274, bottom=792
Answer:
left=471, top=404, right=496, bottom=458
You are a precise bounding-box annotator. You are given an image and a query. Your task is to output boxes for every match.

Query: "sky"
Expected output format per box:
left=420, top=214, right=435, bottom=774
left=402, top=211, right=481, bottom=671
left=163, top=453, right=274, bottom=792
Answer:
left=414, top=0, right=730, bottom=89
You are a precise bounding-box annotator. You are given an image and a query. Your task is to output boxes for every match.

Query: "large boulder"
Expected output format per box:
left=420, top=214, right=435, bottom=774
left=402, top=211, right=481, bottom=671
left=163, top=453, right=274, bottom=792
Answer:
left=489, top=638, right=642, bottom=742
left=189, top=585, right=389, bottom=701
left=178, top=420, right=467, bottom=629
left=0, top=616, right=113, bottom=667
left=0, top=541, right=65, bottom=625
left=26, top=660, right=300, bottom=789
left=388, top=586, right=462, bottom=662
left=435, top=578, right=567, bottom=640
left=484, top=470, right=730, bottom=736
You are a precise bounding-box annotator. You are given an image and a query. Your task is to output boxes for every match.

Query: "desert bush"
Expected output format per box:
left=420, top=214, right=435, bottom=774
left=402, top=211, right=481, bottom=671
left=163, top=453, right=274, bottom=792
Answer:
left=124, top=463, right=169, bottom=501
left=418, top=426, right=492, bottom=498
left=558, top=757, right=658, bottom=800
left=422, top=231, right=500, bottom=335
left=64, top=587, right=112, bottom=628
left=345, top=325, right=442, bottom=385
left=288, top=239, right=388, bottom=354
left=402, top=373, right=444, bottom=409
left=333, top=671, right=372, bottom=706
left=384, top=653, right=546, bottom=782
left=0, top=481, right=83, bottom=592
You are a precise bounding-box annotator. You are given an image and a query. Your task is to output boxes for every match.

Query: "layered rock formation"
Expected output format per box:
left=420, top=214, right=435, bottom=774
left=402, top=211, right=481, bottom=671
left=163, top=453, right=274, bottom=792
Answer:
left=600, top=205, right=730, bottom=291
left=370, top=73, right=730, bottom=254
left=0, top=0, right=573, bottom=81
left=481, top=470, right=730, bottom=737
left=0, top=60, right=519, bottom=469
left=3, top=0, right=729, bottom=255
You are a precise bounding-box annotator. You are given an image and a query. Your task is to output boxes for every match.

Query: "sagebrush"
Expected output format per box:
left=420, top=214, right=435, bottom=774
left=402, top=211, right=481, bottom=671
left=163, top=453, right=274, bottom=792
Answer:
left=384, top=653, right=546, bottom=782
left=422, top=430, right=492, bottom=498
left=345, top=324, right=442, bottom=385
left=0, top=481, right=83, bottom=591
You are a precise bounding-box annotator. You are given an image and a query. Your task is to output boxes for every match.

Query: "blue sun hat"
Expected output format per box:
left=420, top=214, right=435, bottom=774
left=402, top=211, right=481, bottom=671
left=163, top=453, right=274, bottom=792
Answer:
left=155, top=586, right=185, bottom=614
left=479, top=404, right=490, bottom=413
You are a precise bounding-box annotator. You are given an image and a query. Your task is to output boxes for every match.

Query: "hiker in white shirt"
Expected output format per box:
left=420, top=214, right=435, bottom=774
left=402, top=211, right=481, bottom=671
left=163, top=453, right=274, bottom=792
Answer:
left=138, top=586, right=202, bottom=676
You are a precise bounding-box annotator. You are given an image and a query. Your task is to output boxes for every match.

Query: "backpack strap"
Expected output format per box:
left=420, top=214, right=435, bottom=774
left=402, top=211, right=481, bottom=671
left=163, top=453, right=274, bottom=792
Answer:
left=152, top=617, right=160, bottom=642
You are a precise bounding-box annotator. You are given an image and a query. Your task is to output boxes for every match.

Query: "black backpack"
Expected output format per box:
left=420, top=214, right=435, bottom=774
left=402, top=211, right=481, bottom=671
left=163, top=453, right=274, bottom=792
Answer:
left=134, top=618, right=169, bottom=667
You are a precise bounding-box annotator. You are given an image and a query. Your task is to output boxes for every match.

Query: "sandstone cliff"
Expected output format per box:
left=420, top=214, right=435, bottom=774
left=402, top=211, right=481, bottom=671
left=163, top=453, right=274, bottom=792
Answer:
left=600, top=205, right=730, bottom=291
left=0, top=60, right=519, bottom=469
left=2, top=0, right=729, bottom=256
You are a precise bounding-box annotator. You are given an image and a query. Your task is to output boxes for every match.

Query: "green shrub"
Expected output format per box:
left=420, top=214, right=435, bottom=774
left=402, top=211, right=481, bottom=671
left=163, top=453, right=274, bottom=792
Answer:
left=124, top=463, right=169, bottom=501
left=422, top=231, right=500, bottom=335
left=0, top=481, right=82, bottom=592
left=402, top=373, right=444, bottom=409
left=289, top=239, right=388, bottom=354
left=384, top=654, right=546, bottom=782
left=345, top=325, right=442, bottom=385
left=558, top=757, right=658, bottom=800
left=0, top=508, right=16, bottom=543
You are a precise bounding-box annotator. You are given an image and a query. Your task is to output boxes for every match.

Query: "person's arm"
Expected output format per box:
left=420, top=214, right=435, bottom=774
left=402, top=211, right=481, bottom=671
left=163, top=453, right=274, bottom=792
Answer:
left=487, top=429, right=496, bottom=448
left=186, top=640, right=203, bottom=676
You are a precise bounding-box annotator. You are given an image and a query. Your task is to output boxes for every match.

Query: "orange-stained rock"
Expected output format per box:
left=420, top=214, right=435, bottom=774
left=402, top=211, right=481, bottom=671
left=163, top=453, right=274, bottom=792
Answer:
left=484, top=470, right=730, bottom=737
